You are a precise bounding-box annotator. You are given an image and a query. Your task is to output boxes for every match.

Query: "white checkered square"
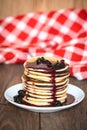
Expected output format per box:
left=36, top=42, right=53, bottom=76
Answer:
left=7, top=34, right=16, bottom=42
left=39, top=15, right=47, bottom=23
left=60, top=26, right=69, bottom=34
left=17, top=21, right=26, bottom=30
left=69, top=12, right=77, bottom=21
left=38, top=31, right=48, bottom=40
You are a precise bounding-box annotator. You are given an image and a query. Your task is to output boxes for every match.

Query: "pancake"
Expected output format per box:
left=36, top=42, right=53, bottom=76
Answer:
left=21, top=56, right=70, bottom=106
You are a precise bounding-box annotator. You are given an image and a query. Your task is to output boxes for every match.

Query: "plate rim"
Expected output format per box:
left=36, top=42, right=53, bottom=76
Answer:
left=4, top=83, right=85, bottom=112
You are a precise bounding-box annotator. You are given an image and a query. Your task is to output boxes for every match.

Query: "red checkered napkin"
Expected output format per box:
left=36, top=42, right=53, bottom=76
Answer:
left=0, top=9, right=87, bottom=80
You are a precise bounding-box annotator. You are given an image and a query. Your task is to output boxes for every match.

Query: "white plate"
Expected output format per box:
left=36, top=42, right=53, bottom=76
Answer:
left=4, top=83, right=85, bottom=113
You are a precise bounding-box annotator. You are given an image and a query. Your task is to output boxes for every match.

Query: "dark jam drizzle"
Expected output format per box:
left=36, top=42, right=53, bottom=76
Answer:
left=50, top=69, right=57, bottom=105
left=36, top=57, right=66, bottom=105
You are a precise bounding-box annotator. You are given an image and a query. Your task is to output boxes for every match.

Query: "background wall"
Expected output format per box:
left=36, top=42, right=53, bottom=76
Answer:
left=0, top=0, right=87, bottom=18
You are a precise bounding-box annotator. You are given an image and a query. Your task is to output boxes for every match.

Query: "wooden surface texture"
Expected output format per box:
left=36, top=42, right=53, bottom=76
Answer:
left=0, top=64, right=87, bottom=130
left=0, top=0, right=87, bottom=18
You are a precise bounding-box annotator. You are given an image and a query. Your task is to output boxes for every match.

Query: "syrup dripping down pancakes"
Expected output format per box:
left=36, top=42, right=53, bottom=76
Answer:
left=20, top=56, right=70, bottom=107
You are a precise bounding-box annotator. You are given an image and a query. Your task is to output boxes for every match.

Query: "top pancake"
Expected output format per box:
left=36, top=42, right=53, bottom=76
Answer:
left=24, top=56, right=69, bottom=71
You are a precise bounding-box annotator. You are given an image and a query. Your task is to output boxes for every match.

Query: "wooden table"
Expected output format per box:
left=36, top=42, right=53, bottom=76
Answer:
left=0, top=64, right=87, bottom=130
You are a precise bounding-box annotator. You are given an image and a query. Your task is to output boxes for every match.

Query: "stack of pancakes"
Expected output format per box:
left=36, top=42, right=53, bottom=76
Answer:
left=21, top=56, right=70, bottom=107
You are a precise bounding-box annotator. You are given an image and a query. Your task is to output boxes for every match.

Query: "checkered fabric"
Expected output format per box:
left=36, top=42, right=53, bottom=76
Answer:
left=0, top=9, right=87, bottom=80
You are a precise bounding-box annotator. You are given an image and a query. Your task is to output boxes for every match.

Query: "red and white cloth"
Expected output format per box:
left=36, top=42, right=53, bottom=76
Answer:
left=0, top=9, right=87, bottom=80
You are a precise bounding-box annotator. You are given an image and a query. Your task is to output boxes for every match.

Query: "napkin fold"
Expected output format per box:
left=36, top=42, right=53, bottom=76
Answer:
left=0, top=9, right=87, bottom=80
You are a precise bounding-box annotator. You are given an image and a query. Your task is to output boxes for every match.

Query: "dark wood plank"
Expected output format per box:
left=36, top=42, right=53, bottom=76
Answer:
left=0, top=64, right=23, bottom=104
left=40, top=77, right=87, bottom=130
left=41, top=105, right=87, bottom=130
left=0, top=104, right=39, bottom=130
left=0, top=64, right=39, bottom=130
